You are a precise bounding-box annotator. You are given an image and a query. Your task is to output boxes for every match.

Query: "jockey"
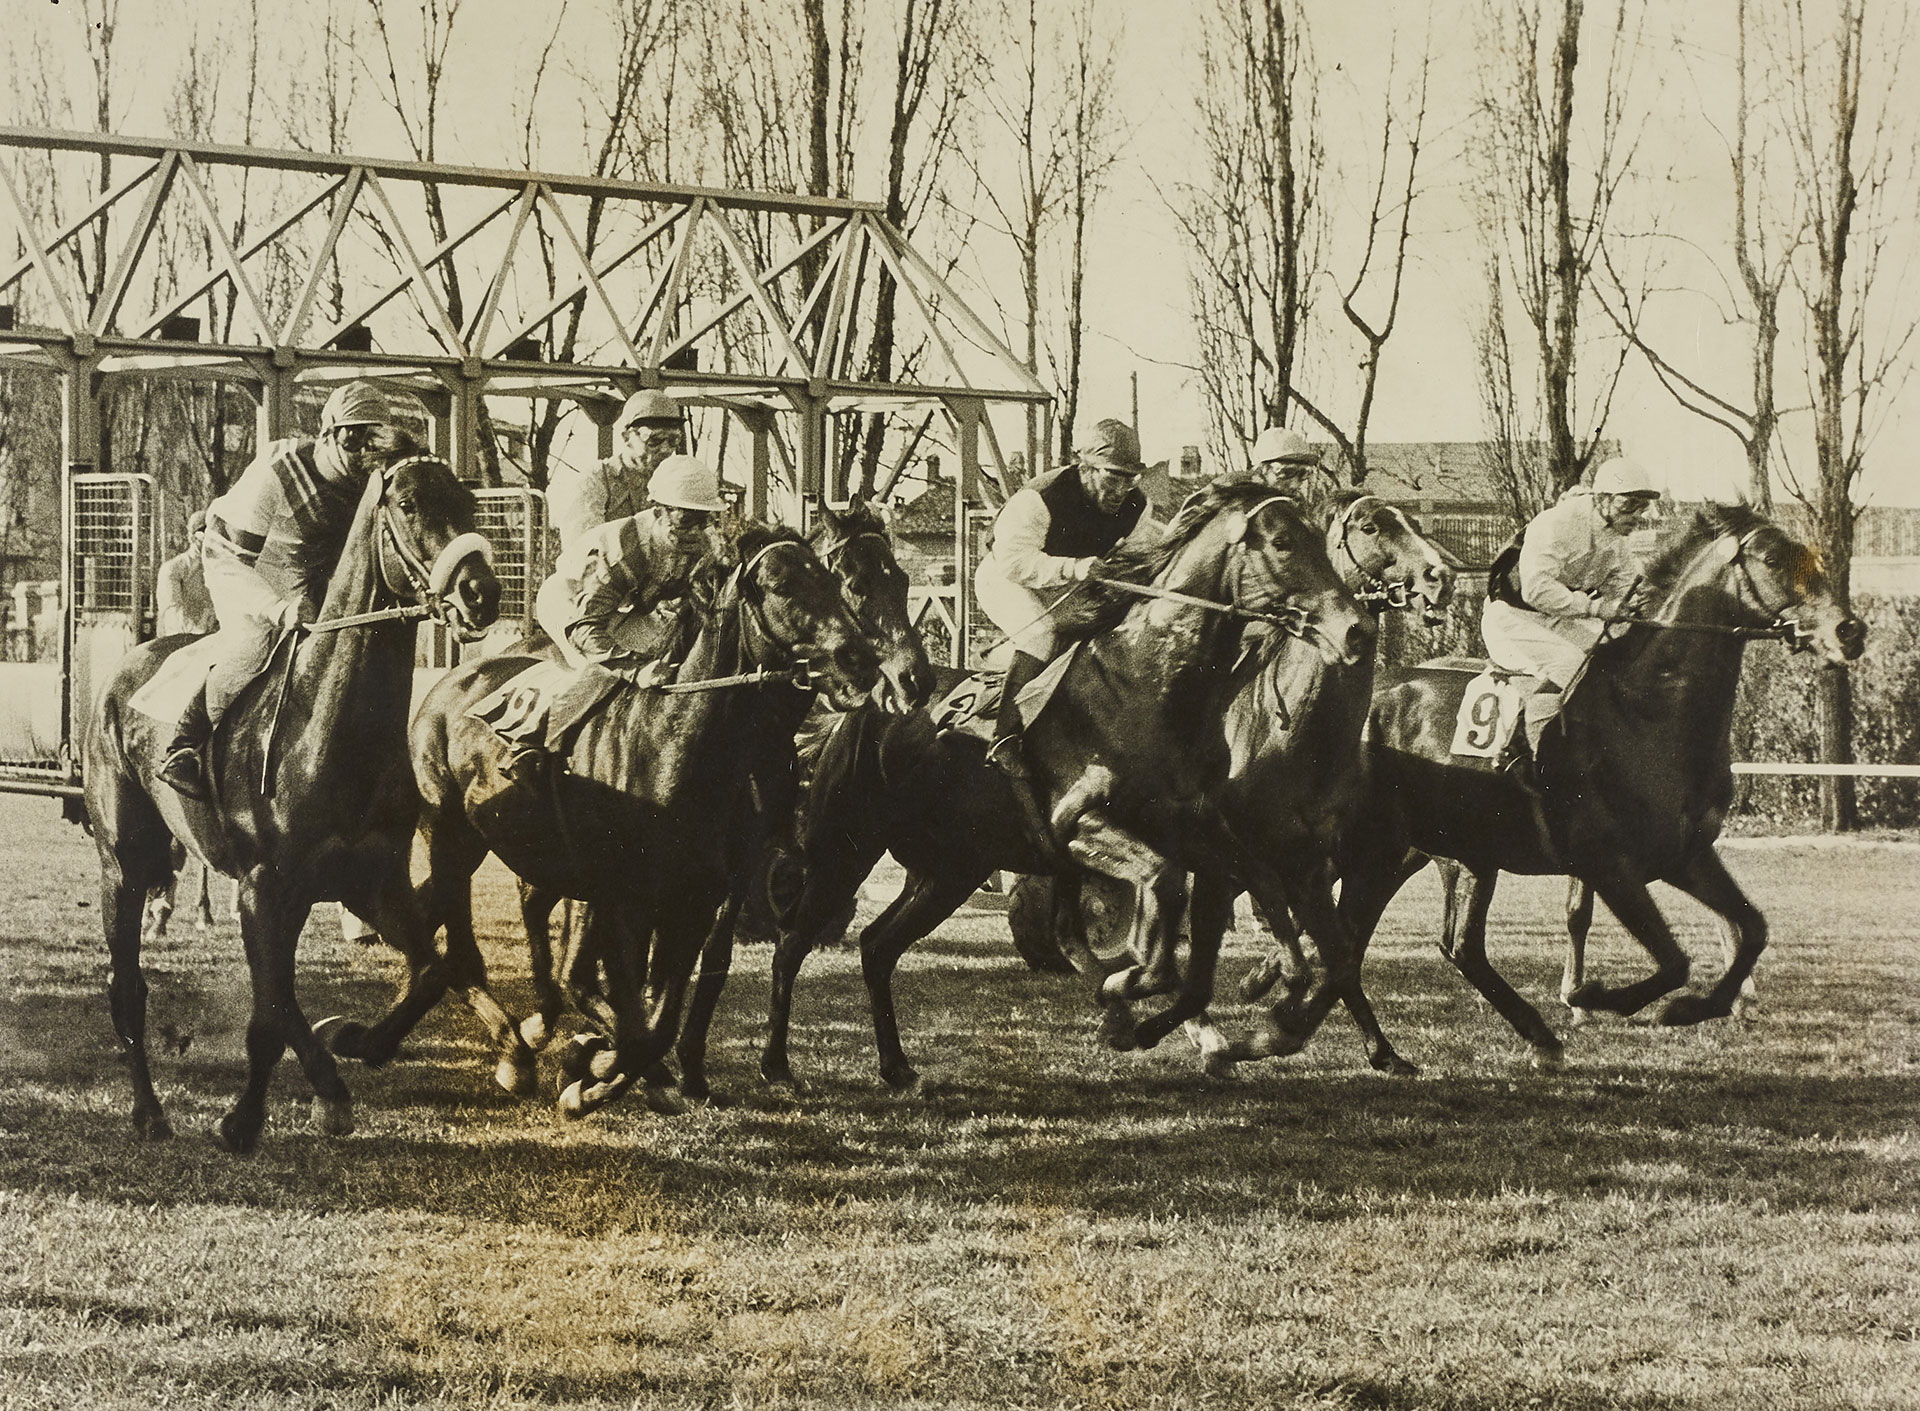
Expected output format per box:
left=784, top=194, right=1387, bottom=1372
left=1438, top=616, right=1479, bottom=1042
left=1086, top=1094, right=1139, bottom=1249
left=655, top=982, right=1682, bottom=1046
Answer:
left=974, top=418, right=1162, bottom=829
left=157, top=381, right=397, bottom=800
left=1243, top=425, right=1337, bottom=502
left=505, top=454, right=726, bottom=782
left=1481, top=455, right=1661, bottom=771
left=548, top=388, right=686, bottom=548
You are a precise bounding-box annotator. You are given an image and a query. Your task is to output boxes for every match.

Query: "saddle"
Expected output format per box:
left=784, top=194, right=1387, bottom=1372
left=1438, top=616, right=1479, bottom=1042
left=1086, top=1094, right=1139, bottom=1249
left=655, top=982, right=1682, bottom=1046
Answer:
left=1404, top=657, right=1539, bottom=769
left=929, top=645, right=1079, bottom=744
left=468, top=659, right=624, bottom=762
left=129, top=629, right=298, bottom=803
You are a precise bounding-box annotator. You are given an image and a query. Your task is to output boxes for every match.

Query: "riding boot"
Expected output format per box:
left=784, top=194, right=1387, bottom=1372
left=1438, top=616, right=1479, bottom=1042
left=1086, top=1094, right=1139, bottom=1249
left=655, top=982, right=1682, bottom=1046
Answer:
left=501, top=741, right=549, bottom=786
left=1504, top=683, right=1563, bottom=802
left=156, top=683, right=212, bottom=802
left=986, top=651, right=1057, bottom=851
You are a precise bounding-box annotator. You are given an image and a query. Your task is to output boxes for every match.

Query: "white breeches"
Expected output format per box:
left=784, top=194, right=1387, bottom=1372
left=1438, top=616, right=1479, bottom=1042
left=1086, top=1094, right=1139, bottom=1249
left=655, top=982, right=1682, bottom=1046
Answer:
left=1480, top=600, right=1603, bottom=689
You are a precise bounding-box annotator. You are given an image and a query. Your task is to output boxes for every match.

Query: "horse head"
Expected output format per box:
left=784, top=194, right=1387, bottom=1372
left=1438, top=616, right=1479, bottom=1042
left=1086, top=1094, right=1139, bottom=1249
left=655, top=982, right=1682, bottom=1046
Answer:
left=1325, top=492, right=1456, bottom=621
left=1162, top=484, right=1374, bottom=666
left=729, top=525, right=882, bottom=709
left=812, top=499, right=934, bottom=712
left=1651, top=504, right=1865, bottom=664
left=360, top=434, right=501, bottom=638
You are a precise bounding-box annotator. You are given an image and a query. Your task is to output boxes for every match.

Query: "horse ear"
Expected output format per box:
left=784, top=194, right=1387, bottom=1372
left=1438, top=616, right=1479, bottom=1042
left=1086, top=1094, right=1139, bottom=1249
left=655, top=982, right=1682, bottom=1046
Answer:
left=1222, top=510, right=1249, bottom=545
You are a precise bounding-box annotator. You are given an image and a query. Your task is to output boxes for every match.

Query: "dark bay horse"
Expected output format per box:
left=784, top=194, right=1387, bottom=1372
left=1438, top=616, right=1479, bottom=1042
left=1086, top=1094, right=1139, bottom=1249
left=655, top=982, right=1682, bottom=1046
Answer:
left=761, top=483, right=1374, bottom=1092
left=1179, top=492, right=1456, bottom=1075
left=488, top=501, right=933, bottom=1102
left=1332, top=503, right=1865, bottom=1061
left=1010, top=491, right=1458, bottom=1075
left=397, top=524, right=881, bottom=1116
left=86, top=441, right=501, bottom=1152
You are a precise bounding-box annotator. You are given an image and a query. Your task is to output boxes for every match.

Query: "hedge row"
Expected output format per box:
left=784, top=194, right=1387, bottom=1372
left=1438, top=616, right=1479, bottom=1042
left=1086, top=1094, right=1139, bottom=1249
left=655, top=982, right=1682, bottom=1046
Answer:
left=1378, top=589, right=1920, bottom=830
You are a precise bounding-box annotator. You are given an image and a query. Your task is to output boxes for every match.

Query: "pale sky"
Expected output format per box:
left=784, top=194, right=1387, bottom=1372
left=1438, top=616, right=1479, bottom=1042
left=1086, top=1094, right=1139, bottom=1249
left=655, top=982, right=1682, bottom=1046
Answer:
left=5, top=0, right=1918, bottom=506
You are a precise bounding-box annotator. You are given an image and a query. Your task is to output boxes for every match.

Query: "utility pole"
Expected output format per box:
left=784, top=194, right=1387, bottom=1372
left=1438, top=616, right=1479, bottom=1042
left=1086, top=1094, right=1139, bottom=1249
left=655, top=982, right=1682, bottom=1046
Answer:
left=1130, top=371, right=1140, bottom=446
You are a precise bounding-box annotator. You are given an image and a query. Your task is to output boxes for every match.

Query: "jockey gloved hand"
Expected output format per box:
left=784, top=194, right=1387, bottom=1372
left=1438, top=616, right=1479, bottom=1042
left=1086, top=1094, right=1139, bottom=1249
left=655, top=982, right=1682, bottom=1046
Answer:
left=1068, top=557, right=1101, bottom=583
left=276, top=599, right=312, bottom=631
left=615, top=658, right=673, bottom=690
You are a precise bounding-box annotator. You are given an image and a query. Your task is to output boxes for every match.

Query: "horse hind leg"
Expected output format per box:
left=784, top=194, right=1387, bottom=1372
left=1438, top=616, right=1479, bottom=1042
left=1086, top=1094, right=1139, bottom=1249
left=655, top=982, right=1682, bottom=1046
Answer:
left=675, top=875, right=747, bottom=1102
left=1561, top=877, right=1596, bottom=1026
left=1440, top=866, right=1563, bottom=1066
left=1565, top=872, right=1690, bottom=1019
left=324, top=860, right=454, bottom=1073
left=860, top=868, right=984, bottom=1091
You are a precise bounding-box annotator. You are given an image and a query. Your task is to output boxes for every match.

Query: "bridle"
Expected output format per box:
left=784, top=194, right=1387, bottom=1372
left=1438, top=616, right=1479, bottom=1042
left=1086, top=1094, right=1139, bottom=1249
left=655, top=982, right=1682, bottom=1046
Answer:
left=1605, top=525, right=1815, bottom=652
left=1327, top=496, right=1447, bottom=625
left=310, top=455, right=494, bottom=633
left=655, top=538, right=829, bottom=694
left=1089, top=494, right=1321, bottom=639
left=816, top=527, right=899, bottom=626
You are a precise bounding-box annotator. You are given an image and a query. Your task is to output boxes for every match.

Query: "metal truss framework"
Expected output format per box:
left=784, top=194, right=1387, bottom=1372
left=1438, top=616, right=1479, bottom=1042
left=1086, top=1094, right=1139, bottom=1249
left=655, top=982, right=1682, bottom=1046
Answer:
left=0, top=126, right=1049, bottom=511
left=0, top=126, right=1050, bottom=794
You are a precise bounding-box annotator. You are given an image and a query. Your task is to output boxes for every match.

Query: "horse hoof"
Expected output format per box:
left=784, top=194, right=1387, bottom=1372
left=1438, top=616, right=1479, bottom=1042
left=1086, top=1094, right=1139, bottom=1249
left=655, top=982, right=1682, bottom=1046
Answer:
left=588, top=1047, right=621, bottom=1082
left=643, top=1082, right=689, bottom=1117
left=218, top=1111, right=261, bottom=1155
left=1659, top=993, right=1718, bottom=1027
left=881, top=1064, right=921, bottom=1093
left=1529, top=1042, right=1565, bottom=1072
left=559, top=1034, right=608, bottom=1085
left=311, top=1096, right=355, bottom=1137
left=1376, top=1053, right=1421, bottom=1078
left=132, top=1106, right=173, bottom=1142
left=315, top=1015, right=371, bottom=1061
left=1200, top=1049, right=1240, bottom=1080
left=496, top=1054, right=538, bottom=1098
left=557, top=1080, right=590, bottom=1120
left=518, top=1013, right=550, bottom=1051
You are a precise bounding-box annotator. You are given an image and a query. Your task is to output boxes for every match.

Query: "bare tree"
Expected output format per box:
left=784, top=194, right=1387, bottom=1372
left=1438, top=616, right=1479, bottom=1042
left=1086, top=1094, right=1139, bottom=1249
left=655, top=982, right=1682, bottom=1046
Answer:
left=1292, top=39, right=1432, bottom=484
left=1595, top=0, right=1802, bottom=513
left=1177, top=0, right=1322, bottom=470
left=1778, top=0, right=1917, bottom=830
left=1473, top=0, right=1644, bottom=495
left=954, top=0, right=1123, bottom=469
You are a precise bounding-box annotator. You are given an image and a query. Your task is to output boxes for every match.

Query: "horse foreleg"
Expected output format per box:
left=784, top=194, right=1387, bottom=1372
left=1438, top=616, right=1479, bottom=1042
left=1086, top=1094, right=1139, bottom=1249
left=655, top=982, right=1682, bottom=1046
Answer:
left=1439, top=865, right=1562, bottom=1066
left=1561, top=878, right=1595, bottom=1024
left=860, top=868, right=984, bottom=1090
left=517, top=882, right=564, bottom=1051
left=559, top=901, right=620, bottom=1037
left=1132, top=867, right=1223, bottom=1052
left=1566, top=870, right=1689, bottom=1018
left=559, top=905, right=651, bottom=1118
left=1657, top=847, right=1765, bottom=1027
left=675, top=875, right=746, bottom=1102
left=326, top=859, right=453, bottom=1071
left=226, top=875, right=352, bottom=1153
left=1238, top=892, right=1308, bottom=1003
left=105, top=860, right=170, bottom=1139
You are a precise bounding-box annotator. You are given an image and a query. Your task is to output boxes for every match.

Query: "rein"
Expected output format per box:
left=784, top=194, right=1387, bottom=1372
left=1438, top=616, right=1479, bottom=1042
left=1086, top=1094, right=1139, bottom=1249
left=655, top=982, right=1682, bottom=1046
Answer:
left=656, top=539, right=818, bottom=696
left=1598, top=529, right=1814, bottom=651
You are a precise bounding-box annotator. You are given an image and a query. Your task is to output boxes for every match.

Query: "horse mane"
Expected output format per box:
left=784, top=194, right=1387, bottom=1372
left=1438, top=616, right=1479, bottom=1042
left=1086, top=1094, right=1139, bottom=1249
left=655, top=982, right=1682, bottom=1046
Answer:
left=1634, top=502, right=1775, bottom=601
left=815, top=498, right=890, bottom=543
left=1050, top=479, right=1307, bottom=637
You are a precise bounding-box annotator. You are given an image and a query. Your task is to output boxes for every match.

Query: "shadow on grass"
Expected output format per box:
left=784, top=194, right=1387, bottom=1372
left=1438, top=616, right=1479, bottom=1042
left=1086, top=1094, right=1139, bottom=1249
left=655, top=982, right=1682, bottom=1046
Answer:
left=2, top=938, right=1910, bottom=1235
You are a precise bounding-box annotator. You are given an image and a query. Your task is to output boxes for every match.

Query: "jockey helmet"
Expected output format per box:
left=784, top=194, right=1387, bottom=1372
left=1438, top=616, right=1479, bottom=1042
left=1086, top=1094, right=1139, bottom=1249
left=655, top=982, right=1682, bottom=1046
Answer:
left=1591, top=456, right=1658, bottom=497
left=187, top=509, right=207, bottom=536
left=1251, top=425, right=1319, bottom=467
left=616, top=389, right=684, bottom=433
left=649, top=454, right=726, bottom=513
left=319, top=380, right=391, bottom=432
left=1076, top=418, right=1144, bottom=476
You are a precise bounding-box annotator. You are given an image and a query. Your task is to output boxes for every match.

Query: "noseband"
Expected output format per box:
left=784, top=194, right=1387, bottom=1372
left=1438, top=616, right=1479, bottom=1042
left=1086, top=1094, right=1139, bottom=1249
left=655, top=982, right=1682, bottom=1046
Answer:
left=373, top=456, right=494, bottom=624
left=1328, top=497, right=1441, bottom=622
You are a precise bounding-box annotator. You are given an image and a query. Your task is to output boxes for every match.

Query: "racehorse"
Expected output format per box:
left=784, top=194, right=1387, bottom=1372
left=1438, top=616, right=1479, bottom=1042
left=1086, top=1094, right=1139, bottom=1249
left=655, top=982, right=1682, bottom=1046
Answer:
left=760, top=482, right=1374, bottom=1092
left=86, top=438, right=501, bottom=1152
left=1008, top=491, right=1458, bottom=1075
left=509, top=501, right=935, bottom=1102
left=1183, top=491, right=1456, bottom=1075
left=395, top=523, right=882, bottom=1116
left=1331, top=502, right=1865, bottom=1061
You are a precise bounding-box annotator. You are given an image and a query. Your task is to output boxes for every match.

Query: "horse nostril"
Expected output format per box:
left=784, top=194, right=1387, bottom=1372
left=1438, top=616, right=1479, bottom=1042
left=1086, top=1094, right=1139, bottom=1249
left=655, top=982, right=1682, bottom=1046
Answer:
left=1837, top=617, right=1867, bottom=655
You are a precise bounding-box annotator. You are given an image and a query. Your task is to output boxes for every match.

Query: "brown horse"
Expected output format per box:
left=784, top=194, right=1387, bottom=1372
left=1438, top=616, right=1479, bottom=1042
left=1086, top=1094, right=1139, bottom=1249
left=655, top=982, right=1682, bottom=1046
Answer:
left=396, top=523, right=881, bottom=1116
left=761, top=482, right=1374, bottom=1092
left=1331, top=503, right=1865, bottom=1060
left=86, top=440, right=501, bottom=1152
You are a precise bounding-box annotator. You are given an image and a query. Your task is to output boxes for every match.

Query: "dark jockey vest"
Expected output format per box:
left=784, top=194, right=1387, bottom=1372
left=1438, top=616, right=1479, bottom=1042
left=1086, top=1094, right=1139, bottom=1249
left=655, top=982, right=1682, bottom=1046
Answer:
left=1023, top=467, right=1147, bottom=559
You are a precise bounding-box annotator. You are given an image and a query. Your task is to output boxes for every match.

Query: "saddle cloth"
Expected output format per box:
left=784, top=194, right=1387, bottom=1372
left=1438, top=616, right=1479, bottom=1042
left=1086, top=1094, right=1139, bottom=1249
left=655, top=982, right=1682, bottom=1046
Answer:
left=929, top=644, right=1079, bottom=742
left=468, top=659, right=623, bottom=752
left=1448, top=667, right=1530, bottom=761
